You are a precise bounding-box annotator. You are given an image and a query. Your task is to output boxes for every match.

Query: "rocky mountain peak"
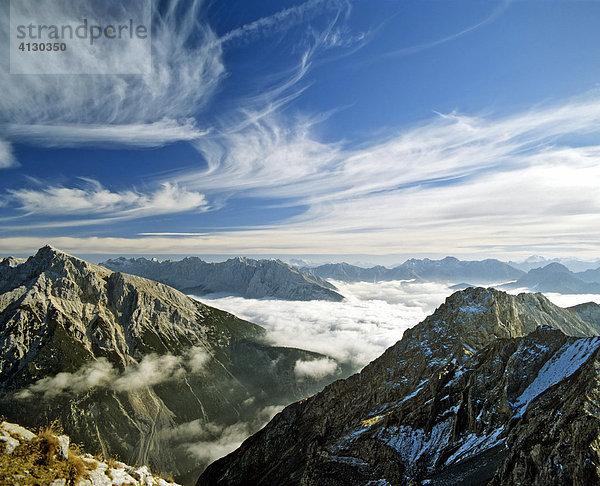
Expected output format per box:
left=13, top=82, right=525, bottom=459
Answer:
left=197, top=287, right=600, bottom=486
left=532, top=262, right=570, bottom=274
left=30, top=245, right=88, bottom=270
left=0, top=245, right=111, bottom=296
left=0, top=247, right=344, bottom=483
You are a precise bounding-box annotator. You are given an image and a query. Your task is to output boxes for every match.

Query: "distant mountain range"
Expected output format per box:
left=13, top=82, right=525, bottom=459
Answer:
left=508, top=255, right=600, bottom=273
left=100, top=256, right=343, bottom=301
left=198, top=288, right=600, bottom=485
left=302, top=256, right=524, bottom=284
left=577, top=267, right=600, bottom=284
left=500, top=262, right=600, bottom=294
left=100, top=255, right=600, bottom=298
left=0, top=246, right=346, bottom=484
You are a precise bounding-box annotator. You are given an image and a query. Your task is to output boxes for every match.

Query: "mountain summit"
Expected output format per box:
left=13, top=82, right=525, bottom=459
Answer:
left=0, top=246, right=342, bottom=484
left=197, top=287, right=600, bottom=485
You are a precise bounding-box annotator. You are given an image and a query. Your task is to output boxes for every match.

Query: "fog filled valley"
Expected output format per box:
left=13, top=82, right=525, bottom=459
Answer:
left=198, top=279, right=600, bottom=371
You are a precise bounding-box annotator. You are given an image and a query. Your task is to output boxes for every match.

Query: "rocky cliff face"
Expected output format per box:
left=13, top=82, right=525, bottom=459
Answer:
left=0, top=246, right=343, bottom=484
left=101, top=256, right=343, bottom=301
left=197, top=287, right=600, bottom=485
left=0, top=420, right=181, bottom=486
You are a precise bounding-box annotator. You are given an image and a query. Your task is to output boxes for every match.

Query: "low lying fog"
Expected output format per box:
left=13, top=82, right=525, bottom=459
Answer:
left=196, top=280, right=454, bottom=369
left=197, top=282, right=600, bottom=371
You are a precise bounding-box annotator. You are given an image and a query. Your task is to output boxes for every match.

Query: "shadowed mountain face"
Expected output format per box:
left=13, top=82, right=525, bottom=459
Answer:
left=101, top=256, right=343, bottom=301
left=0, top=246, right=345, bottom=485
left=577, top=266, right=600, bottom=284
left=197, top=288, right=600, bottom=486
left=508, top=256, right=600, bottom=274
left=501, top=262, right=600, bottom=294
left=302, top=257, right=524, bottom=284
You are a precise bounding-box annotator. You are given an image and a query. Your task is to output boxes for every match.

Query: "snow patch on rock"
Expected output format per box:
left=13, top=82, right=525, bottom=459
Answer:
left=514, top=337, right=600, bottom=416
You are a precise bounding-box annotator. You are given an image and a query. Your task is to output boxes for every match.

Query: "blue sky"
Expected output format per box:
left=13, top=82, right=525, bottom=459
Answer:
left=2, top=0, right=600, bottom=262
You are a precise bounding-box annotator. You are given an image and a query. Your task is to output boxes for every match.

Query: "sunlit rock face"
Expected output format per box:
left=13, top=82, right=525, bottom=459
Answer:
left=101, top=255, right=344, bottom=301
left=0, top=246, right=340, bottom=485
left=198, top=287, right=600, bottom=486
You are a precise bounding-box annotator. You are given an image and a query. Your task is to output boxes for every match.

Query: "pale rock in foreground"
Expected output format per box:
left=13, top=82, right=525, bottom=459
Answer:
left=0, top=421, right=180, bottom=486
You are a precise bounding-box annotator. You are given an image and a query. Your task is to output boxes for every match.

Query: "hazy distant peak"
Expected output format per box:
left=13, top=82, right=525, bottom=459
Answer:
left=525, top=254, right=548, bottom=263
left=500, top=261, right=600, bottom=294
left=441, top=255, right=460, bottom=262
left=534, top=262, right=570, bottom=272
left=307, top=257, right=523, bottom=284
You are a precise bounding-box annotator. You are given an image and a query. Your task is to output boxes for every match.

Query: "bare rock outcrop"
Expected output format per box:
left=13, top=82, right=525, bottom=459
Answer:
left=0, top=420, right=181, bottom=486
left=197, top=287, right=600, bottom=485
left=0, top=246, right=342, bottom=484
left=101, top=256, right=343, bottom=301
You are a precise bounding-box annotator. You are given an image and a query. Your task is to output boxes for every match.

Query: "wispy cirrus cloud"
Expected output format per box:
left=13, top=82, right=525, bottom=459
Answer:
left=182, top=96, right=600, bottom=204
left=0, top=140, right=18, bottom=169
left=219, top=0, right=347, bottom=46
left=1, top=95, right=584, bottom=257
left=4, top=119, right=208, bottom=148
left=1, top=0, right=224, bottom=148
left=1, top=0, right=356, bottom=152
left=8, top=180, right=208, bottom=218
left=3, top=1, right=600, bottom=260
left=114, top=94, right=590, bottom=259
left=381, top=0, right=511, bottom=59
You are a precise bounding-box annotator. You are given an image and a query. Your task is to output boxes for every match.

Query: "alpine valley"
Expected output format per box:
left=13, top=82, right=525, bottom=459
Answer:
left=0, top=246, right=348, bottom=484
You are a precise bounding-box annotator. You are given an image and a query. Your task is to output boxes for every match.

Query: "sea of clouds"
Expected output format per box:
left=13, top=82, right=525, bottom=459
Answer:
left=198, top=281, right=600, bottom=370
left=197, top=279, right=455, bottom=369
left=16, top=279, right=600, bottom=473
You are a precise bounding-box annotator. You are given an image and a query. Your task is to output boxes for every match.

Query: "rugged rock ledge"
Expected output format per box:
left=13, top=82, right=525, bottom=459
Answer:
left=0, top=246, right=343, bottom=484
left=197, top=287, right=600, bottom=485
left=0, top=420, right=180, bottom=486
